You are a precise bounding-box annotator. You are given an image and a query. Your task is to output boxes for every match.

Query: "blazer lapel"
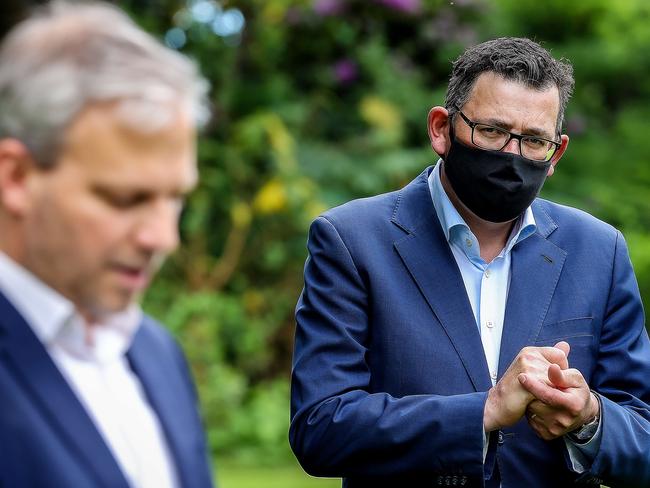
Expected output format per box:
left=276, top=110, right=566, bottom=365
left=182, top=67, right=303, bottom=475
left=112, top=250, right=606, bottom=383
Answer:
left=392, top=168, right=493, bottom=392
left=127, top=321, right=196, bottom=488
left=0, top=293, right=130, bottom=488
left=497, top=201, right=567, bottom=377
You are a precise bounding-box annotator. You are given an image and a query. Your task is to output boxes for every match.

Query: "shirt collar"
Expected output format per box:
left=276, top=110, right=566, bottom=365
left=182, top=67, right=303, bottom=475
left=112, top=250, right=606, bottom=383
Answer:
left=428, top=160, right=537, bottom=258
left=0, top=252, right=142, bottom=363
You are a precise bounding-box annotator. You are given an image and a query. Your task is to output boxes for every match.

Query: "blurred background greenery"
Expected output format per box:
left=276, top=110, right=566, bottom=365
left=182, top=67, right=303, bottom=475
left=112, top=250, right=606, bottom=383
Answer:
left=3, top=0, right=650, bottom=485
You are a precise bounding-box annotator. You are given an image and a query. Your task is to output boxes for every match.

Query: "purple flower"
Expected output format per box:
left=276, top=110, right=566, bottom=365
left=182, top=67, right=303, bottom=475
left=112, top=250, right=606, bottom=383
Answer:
left=313, top=0, right=346, bottom=16
left=333, top=59, right=358, bottom=84
left=376, top=0, right=421, bottom=14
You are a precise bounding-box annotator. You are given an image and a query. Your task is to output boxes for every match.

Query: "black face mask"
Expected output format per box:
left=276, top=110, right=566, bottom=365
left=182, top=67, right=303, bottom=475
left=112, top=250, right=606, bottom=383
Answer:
left=443, top=132, right=552, bottom=223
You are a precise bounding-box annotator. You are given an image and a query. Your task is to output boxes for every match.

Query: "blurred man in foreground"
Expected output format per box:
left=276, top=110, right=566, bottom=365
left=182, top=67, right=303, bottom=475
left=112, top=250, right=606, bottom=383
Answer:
left=290, top=37, right=650, bottom=487
left=0, top=2, right=214, bottom=487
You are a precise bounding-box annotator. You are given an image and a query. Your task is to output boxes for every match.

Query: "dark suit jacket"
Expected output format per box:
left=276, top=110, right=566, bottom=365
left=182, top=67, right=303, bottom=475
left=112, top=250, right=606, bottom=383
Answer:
left=0, top=292, right=214, bottom=488
left=290, top=167, right=650, bottom=488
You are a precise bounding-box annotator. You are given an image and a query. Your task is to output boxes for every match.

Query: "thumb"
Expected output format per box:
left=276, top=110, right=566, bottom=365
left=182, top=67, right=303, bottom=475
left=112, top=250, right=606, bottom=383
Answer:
left=554, top=341, right=570, bottom=361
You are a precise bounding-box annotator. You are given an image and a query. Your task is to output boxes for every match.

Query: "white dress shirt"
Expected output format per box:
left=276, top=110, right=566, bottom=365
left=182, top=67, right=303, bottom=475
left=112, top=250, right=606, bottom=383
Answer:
left=0, top=252, right=179, bottom=488
left=427, top=162, right=601, bottom=473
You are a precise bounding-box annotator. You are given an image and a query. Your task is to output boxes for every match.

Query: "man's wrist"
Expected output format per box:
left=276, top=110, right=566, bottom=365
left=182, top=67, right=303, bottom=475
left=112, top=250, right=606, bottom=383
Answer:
left=567, top=392, right=601, bottom=444
left=483, top=387, right=499, bottom=432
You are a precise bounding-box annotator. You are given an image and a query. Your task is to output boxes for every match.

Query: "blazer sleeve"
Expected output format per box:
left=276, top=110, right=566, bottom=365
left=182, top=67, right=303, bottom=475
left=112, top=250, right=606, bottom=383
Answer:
left=577, top=230, right=650, bottom=486
left=289, top=216, right=493, bottom=480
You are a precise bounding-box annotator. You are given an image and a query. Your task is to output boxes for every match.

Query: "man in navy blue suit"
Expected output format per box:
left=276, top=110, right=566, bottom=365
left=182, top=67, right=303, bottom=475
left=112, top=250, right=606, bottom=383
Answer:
left=0, top=2, right=213, bottom=487
left=290, top=37, right=650, bottom=487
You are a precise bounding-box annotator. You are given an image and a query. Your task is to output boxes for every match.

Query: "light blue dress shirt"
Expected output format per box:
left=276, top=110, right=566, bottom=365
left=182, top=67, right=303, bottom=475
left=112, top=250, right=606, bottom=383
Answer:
left=428, top=161, right=536, bottom=385
left=427, top=161, right=601, bottom=473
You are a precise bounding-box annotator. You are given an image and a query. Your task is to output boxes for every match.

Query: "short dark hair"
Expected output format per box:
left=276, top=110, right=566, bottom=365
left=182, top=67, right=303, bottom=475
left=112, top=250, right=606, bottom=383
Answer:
left=445, top=37, right=574, bottom=131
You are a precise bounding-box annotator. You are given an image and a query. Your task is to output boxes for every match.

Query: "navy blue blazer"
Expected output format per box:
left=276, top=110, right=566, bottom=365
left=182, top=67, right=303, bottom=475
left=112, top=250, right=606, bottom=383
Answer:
left=290, top=167, right=650, bottom=487
left=0, top=292, right=214, bottom=488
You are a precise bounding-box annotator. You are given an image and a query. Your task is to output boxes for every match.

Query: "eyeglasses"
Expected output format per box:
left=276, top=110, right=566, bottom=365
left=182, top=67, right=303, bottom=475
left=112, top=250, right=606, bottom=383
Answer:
left=454, top=110, right=561, bottom=162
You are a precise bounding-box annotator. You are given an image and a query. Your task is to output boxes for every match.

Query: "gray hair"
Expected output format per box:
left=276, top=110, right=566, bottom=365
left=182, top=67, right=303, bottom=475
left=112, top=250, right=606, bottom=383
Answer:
left=445, top=37, right=574, bottom=132
left=0, top=0, right=210, bottom=166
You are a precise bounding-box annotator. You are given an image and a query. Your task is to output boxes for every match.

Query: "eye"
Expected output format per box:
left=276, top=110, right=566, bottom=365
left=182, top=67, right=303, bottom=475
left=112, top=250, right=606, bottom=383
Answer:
left=476, top=124, right=507, bottom=139
left=522, top=137, right=547, bottom=149
left=101, top=191, right=150, bottom=209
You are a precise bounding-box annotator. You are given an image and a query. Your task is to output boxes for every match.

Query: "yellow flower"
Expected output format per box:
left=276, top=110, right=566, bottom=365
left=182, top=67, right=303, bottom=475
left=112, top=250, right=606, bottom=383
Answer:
left=253, top=179, right=288, bottom=215
left=360, top=95, right=402, bottom=132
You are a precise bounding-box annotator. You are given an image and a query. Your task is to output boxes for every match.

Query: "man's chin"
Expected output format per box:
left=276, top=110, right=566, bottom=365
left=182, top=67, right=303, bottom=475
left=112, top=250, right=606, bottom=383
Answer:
left=78, top=291, right=142, bottom=323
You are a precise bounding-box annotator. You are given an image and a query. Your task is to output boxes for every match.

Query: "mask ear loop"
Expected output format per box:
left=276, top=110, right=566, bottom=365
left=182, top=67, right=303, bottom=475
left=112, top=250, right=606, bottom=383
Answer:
left=447, top=110, right=456, bottom=138
left=444, top=110, right=457, bottom=161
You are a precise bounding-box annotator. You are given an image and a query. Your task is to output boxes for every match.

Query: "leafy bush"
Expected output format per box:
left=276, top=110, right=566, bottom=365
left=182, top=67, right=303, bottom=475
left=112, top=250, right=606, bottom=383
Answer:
left=117, top=0, right=650, bottom=465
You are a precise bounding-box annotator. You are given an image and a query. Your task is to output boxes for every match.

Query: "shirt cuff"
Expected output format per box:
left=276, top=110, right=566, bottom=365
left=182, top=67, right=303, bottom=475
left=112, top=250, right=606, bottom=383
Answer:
left=483, top=427, right=489, bottom=462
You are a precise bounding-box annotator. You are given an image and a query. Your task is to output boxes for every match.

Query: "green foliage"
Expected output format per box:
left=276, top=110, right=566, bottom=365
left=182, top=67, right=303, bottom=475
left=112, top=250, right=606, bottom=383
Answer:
left=120, top=0, right=650, bottom=470
left=217, top=461, right=340, bottom=488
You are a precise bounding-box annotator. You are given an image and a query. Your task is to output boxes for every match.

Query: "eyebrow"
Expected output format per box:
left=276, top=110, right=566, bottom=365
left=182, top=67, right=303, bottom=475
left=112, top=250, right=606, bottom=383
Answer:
left=92, top=184, right=194, bottom=200
left=478, top=117, right=555, bottom=139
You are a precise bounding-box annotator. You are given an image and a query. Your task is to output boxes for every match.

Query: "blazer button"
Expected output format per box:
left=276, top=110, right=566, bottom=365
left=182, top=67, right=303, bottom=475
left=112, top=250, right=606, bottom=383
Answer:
left=498, top=431, right=504, bottom=444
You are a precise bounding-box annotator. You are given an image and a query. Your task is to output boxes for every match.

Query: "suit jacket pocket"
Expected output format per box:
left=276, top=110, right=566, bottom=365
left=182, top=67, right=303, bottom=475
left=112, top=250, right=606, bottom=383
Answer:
left=534, top=317, right=594, bottom=347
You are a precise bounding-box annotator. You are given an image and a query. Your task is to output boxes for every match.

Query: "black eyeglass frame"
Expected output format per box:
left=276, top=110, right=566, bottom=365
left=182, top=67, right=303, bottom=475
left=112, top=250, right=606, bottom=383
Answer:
left=453, top=109, right=562, bottom=162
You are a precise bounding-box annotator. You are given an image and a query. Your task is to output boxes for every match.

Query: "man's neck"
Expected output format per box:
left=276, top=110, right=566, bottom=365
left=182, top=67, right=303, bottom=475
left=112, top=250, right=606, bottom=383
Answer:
left=0, top=217, right=25, bottom=264
left=440, top=166, right=515, bottom=263
left=0, top=235, right=100, bottom=326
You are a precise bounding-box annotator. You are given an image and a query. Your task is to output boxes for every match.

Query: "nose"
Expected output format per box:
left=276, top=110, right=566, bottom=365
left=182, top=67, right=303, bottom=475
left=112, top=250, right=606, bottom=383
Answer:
left=502, top=137, right=521, bottom=155
left=134, top=199, right=180, bottom=254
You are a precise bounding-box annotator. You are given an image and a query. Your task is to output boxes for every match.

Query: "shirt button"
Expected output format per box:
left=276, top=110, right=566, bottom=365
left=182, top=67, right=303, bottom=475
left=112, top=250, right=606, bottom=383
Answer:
left=498, top=431, right=504, bottom=444
left=485, top=269, right=491, bottom=278
left=491, top=371, right=497, bottom=381
left=465, top=238, right=472, bottom=248
left=485, top=320, right=494, bottom=329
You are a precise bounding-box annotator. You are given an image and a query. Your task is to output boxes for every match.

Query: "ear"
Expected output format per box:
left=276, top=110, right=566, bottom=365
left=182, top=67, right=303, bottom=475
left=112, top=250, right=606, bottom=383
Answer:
left=0, top=138, right=36, bottom=216
left=547, top=134, right=569, bottom=177
left=427, top=106, right=451, bottom=157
